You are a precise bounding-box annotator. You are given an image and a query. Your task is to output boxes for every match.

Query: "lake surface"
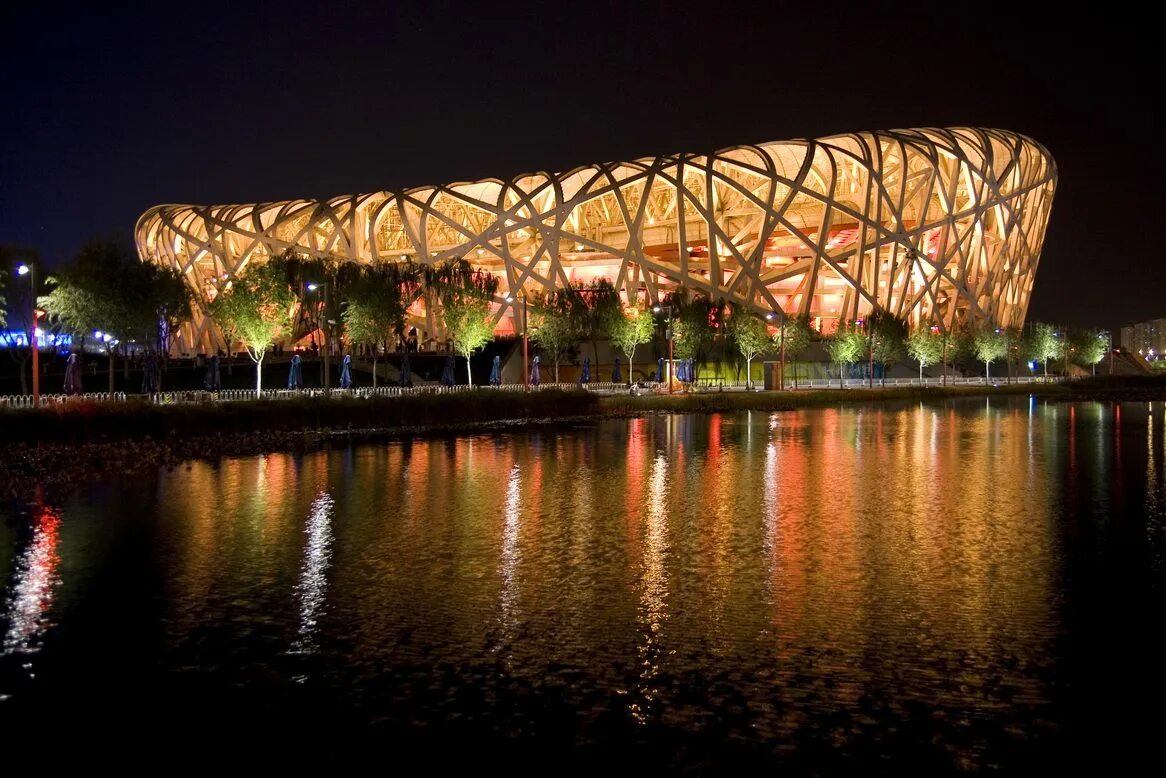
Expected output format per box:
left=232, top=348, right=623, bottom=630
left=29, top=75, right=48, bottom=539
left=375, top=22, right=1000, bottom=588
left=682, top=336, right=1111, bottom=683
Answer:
left=2, top=399, right=1164, bottom=770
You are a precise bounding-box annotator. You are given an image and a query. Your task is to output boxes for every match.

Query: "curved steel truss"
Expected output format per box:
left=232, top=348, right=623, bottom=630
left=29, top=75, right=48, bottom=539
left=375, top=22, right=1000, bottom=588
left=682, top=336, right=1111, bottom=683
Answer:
left=137, top=127, right=1056, bottom=351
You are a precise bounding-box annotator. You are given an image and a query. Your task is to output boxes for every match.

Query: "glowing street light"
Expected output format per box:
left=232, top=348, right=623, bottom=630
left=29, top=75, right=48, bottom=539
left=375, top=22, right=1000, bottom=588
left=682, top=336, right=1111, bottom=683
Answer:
left=16, top=263, right=41, bottom=404
left=306, top=282, right=331, bottom=390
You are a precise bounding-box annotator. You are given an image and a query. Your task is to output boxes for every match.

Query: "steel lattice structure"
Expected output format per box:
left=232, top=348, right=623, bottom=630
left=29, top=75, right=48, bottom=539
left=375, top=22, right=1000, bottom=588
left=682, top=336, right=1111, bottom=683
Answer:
left=137, top=127, right=1056, bottom=352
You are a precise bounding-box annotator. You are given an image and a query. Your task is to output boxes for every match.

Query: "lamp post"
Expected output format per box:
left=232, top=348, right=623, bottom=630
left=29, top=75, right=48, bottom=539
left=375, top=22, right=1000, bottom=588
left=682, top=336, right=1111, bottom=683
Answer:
left=932, top=324, right=947, bottom=386
left=653, top=303, right=674, bottom=393
left=505, top=292, right=530, bottom=387
left=94, top=331, right=118, bottom=394
left=16, top=264, right=40, bottom=405
left=307, top=282, right=331, bottom=391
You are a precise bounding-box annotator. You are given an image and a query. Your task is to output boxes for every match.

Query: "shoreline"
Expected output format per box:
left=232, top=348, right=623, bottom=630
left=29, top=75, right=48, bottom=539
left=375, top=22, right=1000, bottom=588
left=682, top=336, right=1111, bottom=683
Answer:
left=3, top=377, right=1165, bottom=502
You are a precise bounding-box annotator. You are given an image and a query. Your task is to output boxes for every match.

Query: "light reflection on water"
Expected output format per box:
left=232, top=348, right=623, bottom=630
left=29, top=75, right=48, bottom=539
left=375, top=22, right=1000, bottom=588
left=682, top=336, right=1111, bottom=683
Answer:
left=2, top=398, right=1165, bottom=768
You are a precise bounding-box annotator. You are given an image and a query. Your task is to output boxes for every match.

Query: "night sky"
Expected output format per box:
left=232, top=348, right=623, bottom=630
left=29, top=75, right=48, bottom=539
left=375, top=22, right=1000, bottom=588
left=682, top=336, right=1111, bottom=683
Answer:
left=2, top=1, right=1159, bottom=329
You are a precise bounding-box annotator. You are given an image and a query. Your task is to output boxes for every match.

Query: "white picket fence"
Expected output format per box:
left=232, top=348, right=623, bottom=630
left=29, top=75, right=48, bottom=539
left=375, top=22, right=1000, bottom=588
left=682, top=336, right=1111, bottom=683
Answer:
left=0, top=392, right=128, bottom=408
left=0, top=375, right=1060, bottom=408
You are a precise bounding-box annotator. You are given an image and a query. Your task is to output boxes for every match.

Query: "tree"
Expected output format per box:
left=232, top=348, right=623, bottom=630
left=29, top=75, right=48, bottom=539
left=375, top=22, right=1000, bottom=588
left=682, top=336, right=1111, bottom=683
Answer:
left=867, top=311, right=907, bottom=387
left=575, top=279, right=622, bottom=364
left=1002, top=326, right=1024, bottom=384
left=38, top=240, right=190, bottom=392
left=825, top=320, right=865, bottom=388
left=610, top=304, right=654, bottom=384
left=1024, top=322, right=1063, bottom=378
left=775, top=316, right=813, bottom=389
left=343, top=261, right=422, bottom=387
left=39, top=240, right=190, bottom=351
left=906, top=326, right=943, bottom=383
left=668, top=291, right=726, bottom=382
left=430, top=259, right=498, bottom=386
left=1071, top=328, right=1108, bottom=375
left=726, top=307, right=771, bottom=388
left=530, top=291, right=579, bottom=383
left=209, top=262, right=295, bottom=394
left=972, top=327, right=1008, bottom=382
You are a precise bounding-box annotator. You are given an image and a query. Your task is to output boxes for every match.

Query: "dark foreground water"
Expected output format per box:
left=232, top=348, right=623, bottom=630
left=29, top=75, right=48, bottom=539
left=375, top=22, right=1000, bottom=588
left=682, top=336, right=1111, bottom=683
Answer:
left=2, top=399, right=1165, bottom=771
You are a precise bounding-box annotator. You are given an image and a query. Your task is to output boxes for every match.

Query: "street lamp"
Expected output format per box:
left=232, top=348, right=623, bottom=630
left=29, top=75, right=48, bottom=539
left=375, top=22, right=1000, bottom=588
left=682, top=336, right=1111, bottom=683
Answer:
left=931, top=324, right=948, bottom=386
left=653, top=303, right=675, bottom=393
left=16, top=264, right=41, bottom=404
left=94, top=330, right=118, bottom=393
left=307, top=282, right=331, bottom=390
left=506, top=292, right=529, bottom=387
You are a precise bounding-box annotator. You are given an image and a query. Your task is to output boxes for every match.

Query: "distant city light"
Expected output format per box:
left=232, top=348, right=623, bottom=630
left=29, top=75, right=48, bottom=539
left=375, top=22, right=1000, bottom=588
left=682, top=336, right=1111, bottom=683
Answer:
left=17, top=264, right=31, bottom=276
left=307, top=283, right=319, bottom=291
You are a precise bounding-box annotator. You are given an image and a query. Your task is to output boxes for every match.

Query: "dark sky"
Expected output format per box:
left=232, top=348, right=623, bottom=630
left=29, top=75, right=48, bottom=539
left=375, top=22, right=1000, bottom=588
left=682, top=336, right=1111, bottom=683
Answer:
left=2, top=0, right=1160, bottom=328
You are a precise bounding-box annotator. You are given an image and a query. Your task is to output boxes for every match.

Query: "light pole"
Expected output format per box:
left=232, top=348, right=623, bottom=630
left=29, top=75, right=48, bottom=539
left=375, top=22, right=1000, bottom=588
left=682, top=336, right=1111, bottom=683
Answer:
left=16, top=264, right=40, bottom=404
left=932, top=325, right=947, bottom=386
left=307, top=282, right=331, bottom=391
left=94, top=331, right=118, bottom=393
left=653, top=304, right=674, bottom=393
left=508, top=293, right=529, bottom=388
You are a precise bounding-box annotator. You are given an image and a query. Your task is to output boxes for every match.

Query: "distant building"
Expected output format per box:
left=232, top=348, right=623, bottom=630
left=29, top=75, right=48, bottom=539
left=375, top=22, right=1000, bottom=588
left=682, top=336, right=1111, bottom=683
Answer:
left=1121, top=318, right=1166, bottom=363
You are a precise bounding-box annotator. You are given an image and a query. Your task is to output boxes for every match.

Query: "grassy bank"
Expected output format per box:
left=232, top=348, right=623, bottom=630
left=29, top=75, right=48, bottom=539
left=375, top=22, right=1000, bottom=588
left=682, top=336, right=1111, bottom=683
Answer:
left=3, top=376, right=1165, bottom=448
left=0, top=389, right=603, bottom=445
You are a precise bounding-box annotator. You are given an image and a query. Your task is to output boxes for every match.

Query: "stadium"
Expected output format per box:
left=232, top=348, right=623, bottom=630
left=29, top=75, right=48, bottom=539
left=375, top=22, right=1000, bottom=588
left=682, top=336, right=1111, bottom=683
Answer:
left=136, top=127, right=1056, bottom=353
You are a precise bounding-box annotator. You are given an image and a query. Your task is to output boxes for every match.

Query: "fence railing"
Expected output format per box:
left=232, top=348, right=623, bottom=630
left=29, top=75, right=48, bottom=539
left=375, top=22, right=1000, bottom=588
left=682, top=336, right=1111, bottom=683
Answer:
left=0, top=392, right=128, bottom=408
left=1, top=375, right=1062, bottom=407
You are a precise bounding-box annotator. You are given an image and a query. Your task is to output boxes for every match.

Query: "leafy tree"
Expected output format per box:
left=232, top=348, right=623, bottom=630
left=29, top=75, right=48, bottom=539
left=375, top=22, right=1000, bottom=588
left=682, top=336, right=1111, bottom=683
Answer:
left=774, top=316, right=813, bottom=389
left=209, top=262, right=296, bottom=394
left=429, top=259, right=499, bottom=386
left=825, top=320, right=866, bottom=388
left=906, top=326, right=944, bottom=383
left=973, top=326, right=1008, bottom=381
left=39, top=239, right=190, bottom=351
left=610, top=304, right=654, bottom=384
left=1024, top=322, right=1063, bottom=377
left=666, top=291, right=726, bottom=381
left=530, top=291, right=579, bottom=383
left=1003, top=326, right=1024, bottom=383
left=575, top=279, right=622, bottom=363
left=343, top=261, right=422, bottom=387
left=726, top=307, right=771, bottom=388
left=1071, top=328, right=1109, bottom=375
left=866, top=311, right=907, bottom=387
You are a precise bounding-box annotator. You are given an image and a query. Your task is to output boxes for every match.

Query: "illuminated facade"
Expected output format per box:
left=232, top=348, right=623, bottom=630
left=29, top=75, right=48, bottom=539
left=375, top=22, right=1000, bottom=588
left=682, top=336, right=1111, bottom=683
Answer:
left=137, top=127, right=1056, bottom=352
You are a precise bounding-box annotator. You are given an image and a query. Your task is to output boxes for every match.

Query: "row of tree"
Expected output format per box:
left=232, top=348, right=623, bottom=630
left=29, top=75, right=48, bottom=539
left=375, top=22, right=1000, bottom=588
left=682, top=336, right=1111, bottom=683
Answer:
left=3, top=240, right=1112, bottom=394
left=819, top=317, right=1109, bottom=387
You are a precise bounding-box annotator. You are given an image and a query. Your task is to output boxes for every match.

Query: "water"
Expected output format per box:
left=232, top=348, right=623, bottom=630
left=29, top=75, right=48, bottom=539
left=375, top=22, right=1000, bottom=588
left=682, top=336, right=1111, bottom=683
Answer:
left=2, top=399, right=1164, bottom=770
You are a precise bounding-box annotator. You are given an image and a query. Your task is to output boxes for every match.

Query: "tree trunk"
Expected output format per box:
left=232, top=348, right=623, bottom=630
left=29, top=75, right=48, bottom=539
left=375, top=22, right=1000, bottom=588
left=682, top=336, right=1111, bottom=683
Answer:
left=372, top=355, right=378, bottom=389
left=465, top=354, right=472, bottom=387
left=746, top=356, right=752, bottom=389
left=839, top=363, right=844, bottom=389
left=919, top=360, right=923, bottom=384
left=985, top=361, right=991, bottom=383
left=626, top=350, right=634, bottom=386
left=554, top=357, right=560, bottom=384
left=17, top=352, right=29, bottom=395
left=108, top=350, right=115, bottom=394
left=255, top=352, right=264, bottom=395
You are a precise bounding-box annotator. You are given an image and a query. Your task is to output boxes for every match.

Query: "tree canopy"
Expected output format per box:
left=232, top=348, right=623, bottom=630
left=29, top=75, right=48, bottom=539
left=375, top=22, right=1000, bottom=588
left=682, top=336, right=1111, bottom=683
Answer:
left=610, top=304, right=654, bottom=384
left=973, top=327, right=1008, bottom=378
left=430, top=259, right=499, bottom=385
left=530, top=290, right=579, bottom=383
left=727, top=308, right=771, bottom=387
left=38, top=239, right=190, bottom=349
left=825, top=320, right=866, bottom=386
left=906, top=326, right=944, bottom=379
left=209, top=262, right=295, bottom=392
